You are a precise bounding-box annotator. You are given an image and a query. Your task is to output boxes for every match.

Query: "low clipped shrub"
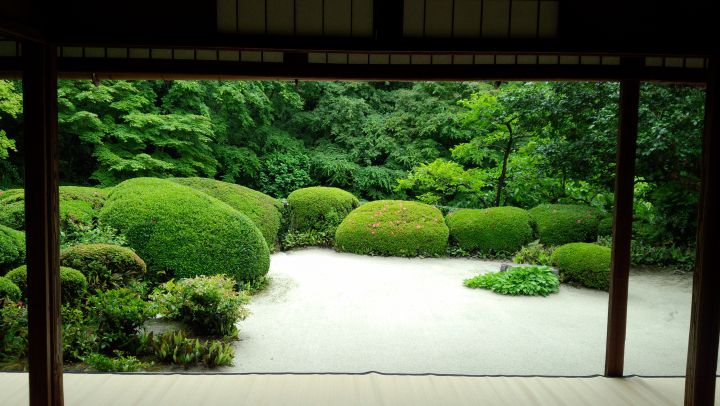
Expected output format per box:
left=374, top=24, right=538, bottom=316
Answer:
left=98, top=178, right=270, bottom=284
left=87, top=288, right=152, bottom=352
left=286, top=187, right=359, bottom=233
left=529, top=204, right=603, bottom=246
left=0, top=302, right=28, bottom=361
left=151, top=275, right=250, bottom=338
left=5, top=266, right=88, bottom=305
left=0, top=225, right=25, bottom=273
left=446, top=207, right=533, bottom=255
left=0, top=186, right=108, bottom=231
left=335, top=200, right=449, bottom=257
left=171, top=177, right=283, bottom=249
left=60, top=244, right=147, bottom=291
left=512, top=242, right=555, bottom=266
left=597, top=216, right=613, bottom=237
left=464, top=265, right=559, bottom=296
left=0, top=276, right=21, bottom=302
left=551, top=243, right=611, bottom=290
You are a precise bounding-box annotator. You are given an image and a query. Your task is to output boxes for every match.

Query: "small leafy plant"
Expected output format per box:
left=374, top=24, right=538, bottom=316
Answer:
left=512, top=241, right=555, bottom=266
left=83, top=352, right=148, bottom=372
left=142, top=331, right=235, bottom=369
left=87, top=288, right=152, bottom=353
left=464, top=265, right=560, bottom=296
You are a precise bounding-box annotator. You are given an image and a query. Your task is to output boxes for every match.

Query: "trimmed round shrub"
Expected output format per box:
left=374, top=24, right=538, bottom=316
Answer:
left=446, top=207, right=533, bottom=254
left=1, top=225, right=25, bottom=274
left=0, top=186, right=108, bottom=231
left=597, top=216, right=613, bottom=237
left=551, top=243, right=611, bottom=290
left=170, top=177, right=283, bottom=249
left=0, top=276, right=21, bottom=302
left=529, top=204, right=602, bottom=246
left=60, top=243, right=147, bottom=291
left=98, top=178, right=269, bottom=284
left=335, top=200, right=449, bottom=257
left=5, top=266, right=88, bottom=304
left=287, top=187, right=360, bottom=233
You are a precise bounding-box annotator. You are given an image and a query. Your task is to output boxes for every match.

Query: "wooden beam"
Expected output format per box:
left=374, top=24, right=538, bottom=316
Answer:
left=23, top=40, right=63, bottom=406
left=685, top=57, right=720, bottom=406
left=604, top=76, right=640, bottom=377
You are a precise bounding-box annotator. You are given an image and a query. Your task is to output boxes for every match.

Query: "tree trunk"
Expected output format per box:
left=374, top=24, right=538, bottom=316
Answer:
left=495, top=124, right=514, bottom=207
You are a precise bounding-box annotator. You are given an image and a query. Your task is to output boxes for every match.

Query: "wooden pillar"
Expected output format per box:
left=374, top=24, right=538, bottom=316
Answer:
left=23, top=40, right=64, bottom=406
left=684, top=57, right=720, bottom=406
left=604, top=79, right=640, bottom=377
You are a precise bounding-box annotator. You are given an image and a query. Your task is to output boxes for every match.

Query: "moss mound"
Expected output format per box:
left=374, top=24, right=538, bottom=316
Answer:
left=0, top=186, right=108, bottom=231
left=170, top=177, right=282, bottom=248
left=98, top=177, right=269, bottom=284
left=287, top=187, right=360, bottom=233
left=60, top=243, right=147, bottom=291
left=446, top=207, right=533, bottom=254
left=529, top=204, right=602, bottom=246
left=0, top=225, right=25, bottom=274
left=551, top=242, right=611, bottom=290
left=335, top=200, right=448, bottom=257
left=5, top=265, right=88, bottom=304
left=0, top=276, right=21, bottom=302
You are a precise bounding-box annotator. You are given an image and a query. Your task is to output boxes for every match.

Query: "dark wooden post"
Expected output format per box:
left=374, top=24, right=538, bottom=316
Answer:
left=23, top=40, right=64, bottom=406
left=604, top=78, right=640, bottom=377
left=684, top=57, right=720, bottom=406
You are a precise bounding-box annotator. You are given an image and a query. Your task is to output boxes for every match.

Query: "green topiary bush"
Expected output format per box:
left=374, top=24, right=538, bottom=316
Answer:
left=287, top=186, right=359, bottom=232
left=5, top=266, right=88, bottom=304
left=551, top=242, right=611, bottom=290
left=335, top=200, right=449, bottom=257
left=597, top=216, right=613, bottom=237
left=445, top=207, right=533, bottom=255
left=170, top=177, right=283, bottom=249
left=529, top=204, right=603, bottom=246
left=0, top=186, right=108, bottom=231
left=0, top=276, right=21, bottom=302
left=98, top=177, right=269, bottom=284
left=0, top=224, right=25, bottom=273
left=60, top=243, right=147, bottom=292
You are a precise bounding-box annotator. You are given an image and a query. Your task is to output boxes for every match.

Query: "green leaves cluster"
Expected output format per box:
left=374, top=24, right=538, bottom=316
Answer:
left=463, top=265, right=559, bottom=296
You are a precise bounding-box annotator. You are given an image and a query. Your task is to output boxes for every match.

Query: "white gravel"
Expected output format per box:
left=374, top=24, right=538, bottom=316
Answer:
left=229, top=248, right=703, bottom=376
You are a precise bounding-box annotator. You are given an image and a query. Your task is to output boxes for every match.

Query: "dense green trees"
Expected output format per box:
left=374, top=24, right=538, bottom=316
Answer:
left=0, top=79, right=704, bottom=250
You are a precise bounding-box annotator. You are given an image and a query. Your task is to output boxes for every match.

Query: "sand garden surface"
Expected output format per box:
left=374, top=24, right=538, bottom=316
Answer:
left=230, top=248, right=702, bottom=376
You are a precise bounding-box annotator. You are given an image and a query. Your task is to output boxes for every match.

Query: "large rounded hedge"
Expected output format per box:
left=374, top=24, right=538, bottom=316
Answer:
left=0, top=186, right=108, bottom=231
left=0, top=276, right=21, bottom=302
left=5, top=265, right=88, bottom=304
left=98, top=177, right=270, bottom=283
left=335, top=200, right=448, bottom=257
left=287, top=187, right=360, bottom=233
left=597, top=216, right=613, bottom=237
left=529, top=204, right=602, bottom=246
left=0, top=225, right=25, bottom=274
left=446, top=207, right=533, bottom=254
left=60, top=243, right=147, bottom=291
left=170, top=177, right=283, bottom=248
left=551, top=243, right=611, bottom=290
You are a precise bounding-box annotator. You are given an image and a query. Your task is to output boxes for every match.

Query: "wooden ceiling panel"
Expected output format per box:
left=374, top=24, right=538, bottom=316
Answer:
left=482, top=0, right=510, bottom=38
left=237, top=0, right=266, bottom=34
left=324, top=0, right=352, bottom=36
left=267, top=0, right=295, bottom=35
left=295, top=0, right=323, bottom=35
left=453, top=0, right=483, bottom=38
left=425, top=0, right=453, bottom=37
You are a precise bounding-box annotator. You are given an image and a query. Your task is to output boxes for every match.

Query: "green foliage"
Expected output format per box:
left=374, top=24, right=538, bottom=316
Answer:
left=395, top=159, right=485, bottom=207
left=529, top=204, right=602, bottom=246
left=60, top=222, right=127, bottom=249
left=0, top=302, right=28, bottom=361
left=0, top=224, right=24, bottom=273
left=287, top=186, right=360, bottom=232
left=98, top=177, right=270, bottom=284
left=258, top=152, right=313, bottom=198
left=170, top=177, right=283, bottom=248
left=0, top=80, right=22, bottom=161
left=0, top=189, right=24, bottom=230
left=446, top=207, right=533, bottom=255
left=143, top=331, right=234, bottom=369
left=87, top=288, right=152, bottom=353
left=4, top=266, right=88, bottom=305
left=464, top=265, right=559, bottom=296
left=0, top=277, right=21, bottom=302
left=335, top=200, right=449, bottom=257
left=60, top=244, right=147, bottom=292
left=597, top=216, right=613, bottom=237
left=551, top=243, right=611, bottom=290
left=151, top=275, right=250, bottom=338
left=596, top=236, right=695, bottom=272
left=512, top=242, right=555, bottom=266
left=83, top=352, right=148, bottom=372
left=61, top=305, right=97, bottom=363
